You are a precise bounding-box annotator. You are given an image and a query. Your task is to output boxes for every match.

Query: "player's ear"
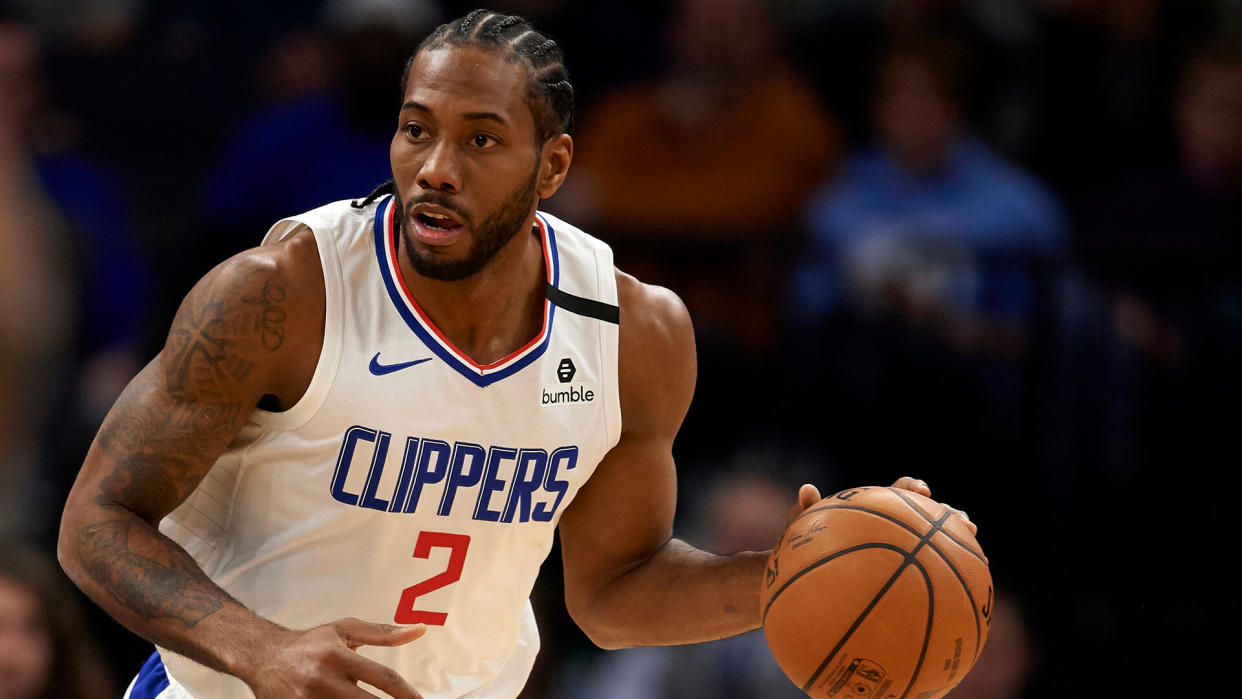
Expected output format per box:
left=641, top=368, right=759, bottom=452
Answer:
left=537, top=134, right=573, bottom=199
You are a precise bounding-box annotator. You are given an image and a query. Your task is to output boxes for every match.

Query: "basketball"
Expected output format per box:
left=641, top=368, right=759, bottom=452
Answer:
left=760, top=486, right=992, bottom=698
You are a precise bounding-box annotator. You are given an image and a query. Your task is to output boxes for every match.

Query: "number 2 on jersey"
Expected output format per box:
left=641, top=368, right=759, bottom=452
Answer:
left=394, top=531, right=471, bottom=625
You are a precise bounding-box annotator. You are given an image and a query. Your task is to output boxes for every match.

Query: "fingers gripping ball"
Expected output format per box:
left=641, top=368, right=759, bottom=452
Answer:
left=760, top=487, right=993, bottom=698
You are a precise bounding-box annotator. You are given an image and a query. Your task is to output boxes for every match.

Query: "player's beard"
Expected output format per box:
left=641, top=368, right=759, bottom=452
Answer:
left=395, top=171, right=539, bottom=282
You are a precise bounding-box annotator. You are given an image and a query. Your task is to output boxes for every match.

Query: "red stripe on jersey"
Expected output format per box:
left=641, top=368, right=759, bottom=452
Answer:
left=384, top=206, right=553, bottom=373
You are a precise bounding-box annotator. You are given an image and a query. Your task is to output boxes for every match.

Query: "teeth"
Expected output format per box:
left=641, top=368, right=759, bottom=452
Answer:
left=425, top=212, right=450, bottom=220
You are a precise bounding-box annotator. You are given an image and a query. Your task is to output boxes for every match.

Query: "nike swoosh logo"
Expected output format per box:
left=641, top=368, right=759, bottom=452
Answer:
left=369, top=353, right=433, bottom=376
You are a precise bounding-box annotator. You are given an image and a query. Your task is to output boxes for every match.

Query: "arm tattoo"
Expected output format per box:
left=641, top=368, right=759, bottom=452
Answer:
left=85, top=407, right=237, bottom=626
left=242, top=280, right=288, bottom=352
left=165, top=298, right=230, bottom=395
left=77, top=518, right=225, bottom=628
left=165, top=283, right=286, bottom=396
left=79, top=267, right=288, bottom=628
left=97, top=270, right=282, bottom=510
left=94, top=373, right=243, bottom=511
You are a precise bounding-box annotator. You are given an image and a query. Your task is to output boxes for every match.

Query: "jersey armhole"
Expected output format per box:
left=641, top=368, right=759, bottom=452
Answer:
left=249, top=219, right=344, bottom=431
left=597, top=248, right=622, bottom=450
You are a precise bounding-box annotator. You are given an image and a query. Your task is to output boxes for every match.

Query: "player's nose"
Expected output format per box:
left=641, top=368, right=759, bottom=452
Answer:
left=417, top=140, right=461, bottom=192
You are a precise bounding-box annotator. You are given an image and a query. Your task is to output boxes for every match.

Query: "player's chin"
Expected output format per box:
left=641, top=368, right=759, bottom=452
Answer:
left=409, top=245, right=485, bottom=282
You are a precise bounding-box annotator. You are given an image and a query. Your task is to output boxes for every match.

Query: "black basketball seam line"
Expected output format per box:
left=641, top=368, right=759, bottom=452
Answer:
left=762, top=543, right=906, bottom=622
left=886, top=490, right=988, bottom=663
left=778, top=505, right=980, bottom=617
left=801, top=513, right=948, bottom=693
left=892, top=511, right=947, bottom=699
left=858, top=498, right=985, bottom=664
left=801, top=503, right=928, bottom=540
left=934, top=553, right=983, bottom=666
left=802, top=497, right=984, bottom=564
left=801, top=510, right=953, bottom=693
left=887, top=488, right=987, bottom=565
left=774, top=504, right=986, bottom=664
left=813, top=561, right=937, bottom=699
left=898, top=561, right=935, bottom=699
left=887, top=487, right=986, bottom=563
left=792, top=546, right=927, bottom=693
left=795, top=503, right=985, bottom=651
left=887, top=486, right=936, bottom=520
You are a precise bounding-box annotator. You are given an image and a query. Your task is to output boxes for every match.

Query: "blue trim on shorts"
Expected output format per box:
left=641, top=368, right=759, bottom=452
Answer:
left=130, top=650, right=170, bottom=699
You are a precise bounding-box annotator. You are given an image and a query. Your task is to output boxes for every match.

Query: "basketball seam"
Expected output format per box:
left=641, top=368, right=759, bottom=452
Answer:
left=887, top=488, right=987, bottom=564
left=887, top=489, right=988, bottom=664
left=762, top=542, right=906, bottom=621
left=803, top=496, right=987, bottom=664
left=801, top=558, right=935, bottom=697
left=799, top=510, right=951, bottom=695
left=769, top=502, right=988, bottom=681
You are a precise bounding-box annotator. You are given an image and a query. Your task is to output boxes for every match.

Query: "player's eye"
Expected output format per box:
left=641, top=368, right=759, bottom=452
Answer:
left=404, top=123, right=427, bottom=140
left=472, top=134, right=498, bottom=148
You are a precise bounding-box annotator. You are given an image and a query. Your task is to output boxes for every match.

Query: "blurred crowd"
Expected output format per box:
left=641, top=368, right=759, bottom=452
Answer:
left=1, top=0, right=1239, bottom=696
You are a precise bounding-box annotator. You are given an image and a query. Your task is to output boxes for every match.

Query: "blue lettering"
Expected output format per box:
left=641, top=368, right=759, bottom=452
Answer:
left=502, top=449, right=548, bottom=523
left=474, top=447, right=517, bottom=522
left=405, top=439, right=450, bottom=513
left=387, top=437, right=420, bottom=513
left=358, top=430, right=393, bottom=511
left=534, top=446, right=578, bottom=522
left=438, top=442, right=486, bottom=516
left=331, top=427, right=583, bottom=524
left=331, top=426, right=377, bottom=506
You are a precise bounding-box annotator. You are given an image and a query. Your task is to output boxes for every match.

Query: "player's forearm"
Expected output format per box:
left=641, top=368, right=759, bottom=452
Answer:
left=58, top=503, right=284, bottom=681
left=570, top=538, right=766, bottom=649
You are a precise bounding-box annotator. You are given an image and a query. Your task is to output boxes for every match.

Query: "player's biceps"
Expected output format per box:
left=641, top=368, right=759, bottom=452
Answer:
left=561, top=481, right=672, bottom=597
left=565, top=446, right=673, bottom=548
left=85, top=373, right=240, bottom=518
left=156, top=256, right=290, bottom=405
left=112, top=363, right=247, bottom=454
left=557, top=506, right=635, bottom=604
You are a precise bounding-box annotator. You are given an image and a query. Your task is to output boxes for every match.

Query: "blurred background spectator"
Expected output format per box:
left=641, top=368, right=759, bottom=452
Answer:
left=553, top=470, right=809, bottom=699
left=553, top=0, right=841, bottom=461
left=1039, top=33, right=1242, bottom=693
left=791, top=34, right=1065, bottom=345
left=784, top=32, right=1067, bottom=522
left=0, top=542, right=114, bottom=698
left=198, top=0, right=440, bottom=259
left=1, top=16, right=154, bottom=544
left=0, top=19, right=74, bottom=537
left=1, top=0, right=1238, bottom=696
left=1031, top=0, right=1214, bottom=193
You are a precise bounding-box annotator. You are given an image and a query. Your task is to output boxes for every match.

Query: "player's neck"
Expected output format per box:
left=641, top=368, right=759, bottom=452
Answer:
left=397, top=222, right=547, bottom=365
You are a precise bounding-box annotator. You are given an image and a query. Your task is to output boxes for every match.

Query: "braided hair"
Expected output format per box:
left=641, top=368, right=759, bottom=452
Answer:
left=354, top=9, right=574, bottom=209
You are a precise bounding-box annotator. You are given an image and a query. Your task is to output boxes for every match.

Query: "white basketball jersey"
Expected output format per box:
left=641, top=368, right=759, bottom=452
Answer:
left=152, top=197, right=621, bottom=698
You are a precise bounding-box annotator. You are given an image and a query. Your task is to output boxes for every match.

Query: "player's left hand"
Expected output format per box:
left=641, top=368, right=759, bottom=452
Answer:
left=787, top=477, right=976, bottom=536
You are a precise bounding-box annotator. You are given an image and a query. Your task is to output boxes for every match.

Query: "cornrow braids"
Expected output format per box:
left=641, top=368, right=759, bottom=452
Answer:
left=351, top=179, right=395, bottom=209
left=455, top=8, right=489, bottom=37
left=479, top=14, right=524, bottom=40
left=401, top=9, right=575, bottom=145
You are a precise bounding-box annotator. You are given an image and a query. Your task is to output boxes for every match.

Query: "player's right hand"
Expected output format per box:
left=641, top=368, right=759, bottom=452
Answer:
left=243, top=617, right=426, bottom=699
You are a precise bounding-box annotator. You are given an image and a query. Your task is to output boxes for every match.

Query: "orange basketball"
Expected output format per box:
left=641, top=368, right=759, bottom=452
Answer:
left=760, top=486, right=993, bottom=699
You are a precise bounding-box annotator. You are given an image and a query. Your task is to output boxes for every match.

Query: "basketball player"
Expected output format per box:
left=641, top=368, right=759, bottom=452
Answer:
left=57, top=10, right=968, bottom=699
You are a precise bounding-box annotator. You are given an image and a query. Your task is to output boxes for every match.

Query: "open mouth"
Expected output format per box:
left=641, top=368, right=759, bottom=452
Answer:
left=410, top=205, right=466, bottom=246
left=416, top=211, right=462, bottom=231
